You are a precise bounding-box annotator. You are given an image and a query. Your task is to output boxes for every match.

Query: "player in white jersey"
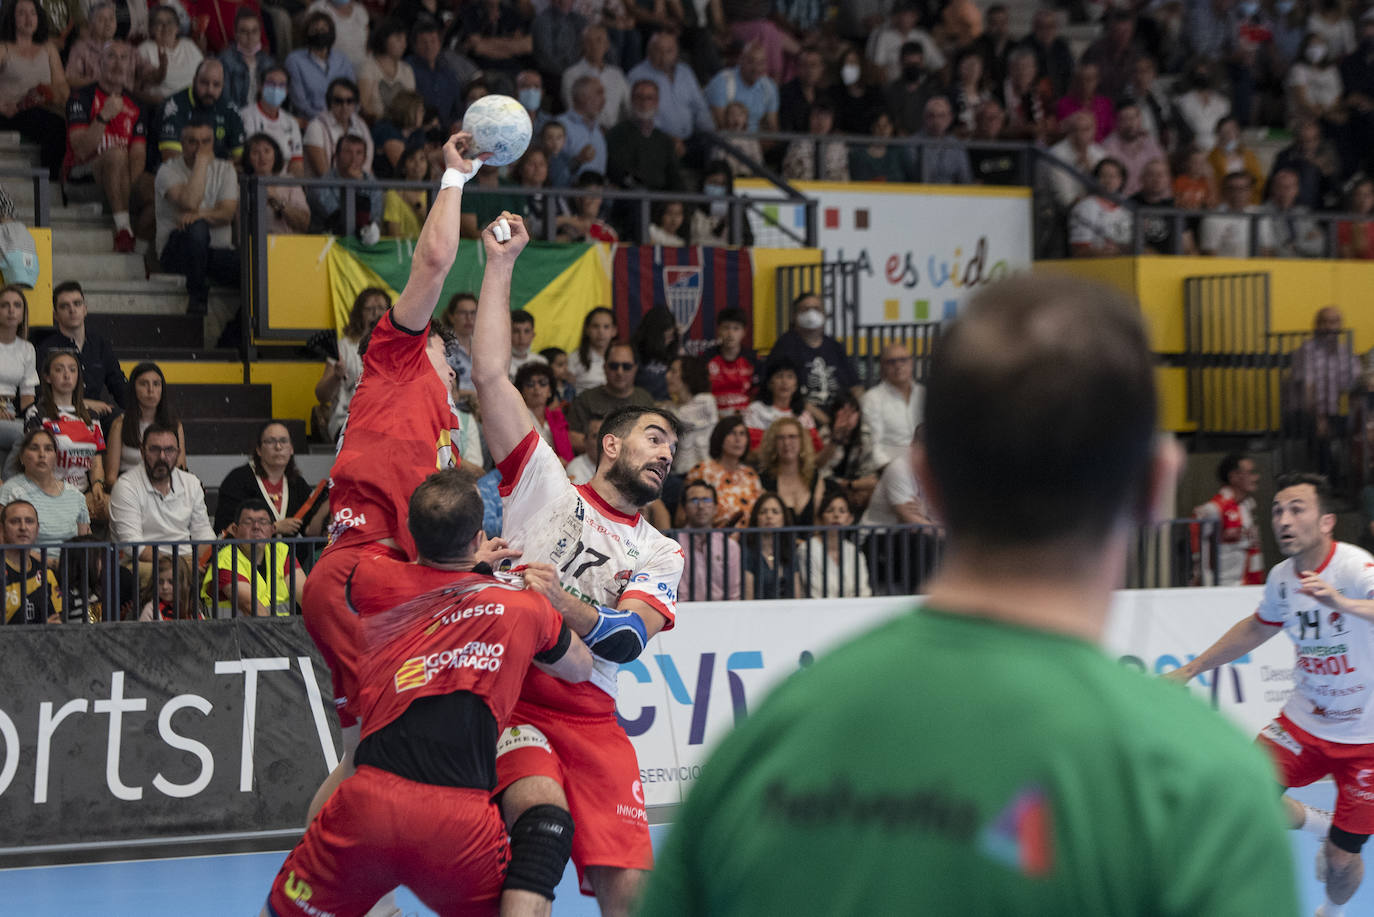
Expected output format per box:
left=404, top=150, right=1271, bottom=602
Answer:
left=1170, top=472, right=1374, bottom=917
left=470, top=212, right=685, bottom=917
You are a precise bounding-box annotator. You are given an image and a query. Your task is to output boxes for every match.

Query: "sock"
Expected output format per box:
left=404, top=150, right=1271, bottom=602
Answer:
left=362, top=890, right=398, bottom=916
left=1321, top=896, right=1344, bottom=917
left=1303, top=804, right=1334, bottom=837
left=113, top=212, right=131, bottom=232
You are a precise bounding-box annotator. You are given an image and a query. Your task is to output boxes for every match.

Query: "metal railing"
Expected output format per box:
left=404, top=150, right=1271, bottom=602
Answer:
left=0, top=166, right=50, bottom=227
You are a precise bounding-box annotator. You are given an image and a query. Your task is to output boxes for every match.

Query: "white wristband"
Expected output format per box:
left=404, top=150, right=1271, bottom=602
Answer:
left=440, top=164, right=478, bottom=191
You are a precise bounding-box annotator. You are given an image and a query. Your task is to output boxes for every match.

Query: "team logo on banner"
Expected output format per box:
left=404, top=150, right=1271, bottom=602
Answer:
left=663, top=265, right=702, bottom=334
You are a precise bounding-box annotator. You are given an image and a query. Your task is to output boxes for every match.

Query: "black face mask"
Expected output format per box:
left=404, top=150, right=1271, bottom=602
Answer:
left=307, top=31, right=332, bottom=49
left=902, top=64, right=924, bottom=82
left=1190, top=73, right=1210, bottom=89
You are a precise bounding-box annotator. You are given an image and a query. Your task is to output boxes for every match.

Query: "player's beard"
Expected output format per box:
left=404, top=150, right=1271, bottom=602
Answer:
left=606, top=452, right=664, bottom=507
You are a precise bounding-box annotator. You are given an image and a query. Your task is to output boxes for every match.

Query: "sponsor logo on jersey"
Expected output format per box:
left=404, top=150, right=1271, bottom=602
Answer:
left=394, top=641, right=506, bottom=691
left=979, top=785, right=1054, bottom=878
left=328, top=506, right=368, bottom=539
left=496, top=723, right=552, bottom=756
left=1261, top=721, right=1303, bottom=756
left=281, top=871, right=338, bottom=916
left=1356, top=768, right=1374, bottom=788
left=631, top=572, right=651, bottom=583
left=632, top=779, right=644, bottom=804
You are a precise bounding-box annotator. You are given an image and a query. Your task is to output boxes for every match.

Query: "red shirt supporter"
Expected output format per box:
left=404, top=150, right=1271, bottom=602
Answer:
left=65, top=84, right=145, bottom=175
left=707, top=351, right=756, bottom=415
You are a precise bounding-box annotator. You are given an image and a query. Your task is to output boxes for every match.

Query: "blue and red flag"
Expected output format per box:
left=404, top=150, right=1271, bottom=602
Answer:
left=612, top=246, right=754, bottom=355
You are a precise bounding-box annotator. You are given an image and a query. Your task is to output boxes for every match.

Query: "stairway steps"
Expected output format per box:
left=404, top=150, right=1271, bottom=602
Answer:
left=52, top=250, right=147, bottom=281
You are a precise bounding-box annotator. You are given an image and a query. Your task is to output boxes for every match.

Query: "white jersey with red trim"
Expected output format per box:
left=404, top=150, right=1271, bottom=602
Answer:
left=1254, top=541, right=1374, bottom=743
left=498, top=430, right=683, bottom=714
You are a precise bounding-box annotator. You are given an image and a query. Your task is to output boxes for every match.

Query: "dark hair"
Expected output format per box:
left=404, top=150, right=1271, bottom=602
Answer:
left=683, top=478, right=717, bottom=502
left=245, top=132, right=284, bottom=176
left=443, top=291, right=478, bottom=327
left=234, top=497, right=274, bottom=525
left=303, top=10, right=335, bottom=43
left=345, top=287, right=390, bottom=339
left=514, top=360, right=558, bottom=406
left=575, top=169, right=606, bottom=189
left=577, top=306, right=616, bottom=368
left=707, top=414, right=747, bottom=459
left=1093, top=156, right=1126, bottom=187
left=409, top=16, right=440, bottom=41
left=183, top=112, right=216, bottom=134
left=408, top=467, right=485, bottom=561
left=1274, top=471, right=1336, bottom=514
left=675, top=355, right=711, bottom=396
left=369, top=17, right=407, bottom=55
left=142, top=422, right=180, bottom=447
left=631, top=306, right=680, bottom=366
left=746, top=491, right=796, bottom=564
left=1114, top=98, right=1140, bottom=114
left=511, top=308, right=534, bottom=328
left=539, top=346, right=566, bottom=363
left=701, top=159, right=732, bottom=186
left=1216, top=452, right=1247, bottom=484
left=250, top=419, right=300, bottom=479
left=820, top=489, right=855, bottom=521
left=1, top=499, right=36, bottom=526
left=600, top=405, right=684, bottom=451
left=37, top=349, right=92, bottom=426
left=717, top=307, right=748, bottom=328
left=233, top=6, right=260, bottom=28
left=327, top=76, right=358, bottom=103
left=0, top=0, right=50, bottom=43
left=924, top=274, right=1156, bottom=548
left=122, top=362, right=179, bottom=451
left=17, top=427, right=56, bottom=467
left=761, top=358, right=805, bottom=414
left=0, top=283, right=28, bottom=337
left=333, top=132, right=367, bottom=159
left=52, top=280, right=84, bottom=303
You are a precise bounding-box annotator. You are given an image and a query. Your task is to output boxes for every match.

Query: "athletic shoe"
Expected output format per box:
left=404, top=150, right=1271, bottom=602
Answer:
left=113, top=229, right=135, bottom=253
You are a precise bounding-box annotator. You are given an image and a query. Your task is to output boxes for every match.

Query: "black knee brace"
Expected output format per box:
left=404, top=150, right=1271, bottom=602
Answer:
left=1330, top=826, right=1370, bottom=854
left=504, top=804, right=575, bottom=901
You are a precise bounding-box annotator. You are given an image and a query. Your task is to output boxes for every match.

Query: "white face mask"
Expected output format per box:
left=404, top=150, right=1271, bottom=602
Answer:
left=841, top=63, right=861, bottom=86
left=796, top=309, right=825, bottom=330
left=1306, top=43, right=1328, bottom=64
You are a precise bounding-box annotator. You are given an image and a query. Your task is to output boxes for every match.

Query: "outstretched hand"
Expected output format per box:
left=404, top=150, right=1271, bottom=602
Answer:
left=443, top=131, right=490, bottom=177
left=482, top=211, right=530, bottom=262
left=474, top=533, right=521, bottom=569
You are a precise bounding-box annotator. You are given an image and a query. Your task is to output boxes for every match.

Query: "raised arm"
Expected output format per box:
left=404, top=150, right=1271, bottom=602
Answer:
left=470, top=212, right=536, bottom=464
left=391, top=132, right=485, bottom=332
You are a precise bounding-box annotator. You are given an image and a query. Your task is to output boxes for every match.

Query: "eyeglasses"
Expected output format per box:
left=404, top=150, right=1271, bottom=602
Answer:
left=606, top=362, right=635, bottom=371
left=686, top=497, right=715, bottom=506
left=260, top=437, right=291, bottom=447
left=329, top=96, right=357, bottom=105
left=146, top=445, right=180, bottom=456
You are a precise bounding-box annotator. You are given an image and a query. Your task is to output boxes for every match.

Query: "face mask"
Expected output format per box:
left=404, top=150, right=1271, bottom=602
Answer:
left=518, top=87, right=542, bottom=111
left=1191, top=72, right=1210, bottom=89
left=902, top=64, right=923, bottom=82
left=1237, top=0, right=1259, bottom=16
left=307, top=31, right=332, bottom=49
left=633, top=105, right=657, bottom=121
left=841, top=63, right=861, bottom=86
left=1276, top=0, right=1295, bottom=12
left=261, top=84, right=287, bottom=108
left=1306, top=43, right=1328, bottom=63
left=703, top=183, right=726, bottom=196
left=796, top=309, right=825, bottom=330
left=1223, top=138, right=1238, bottom=152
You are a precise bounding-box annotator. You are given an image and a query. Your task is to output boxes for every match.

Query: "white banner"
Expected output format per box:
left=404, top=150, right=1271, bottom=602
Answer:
left=620, top=588, right=1295, bottom=808
left=740, top=180, right=1033, bottom=326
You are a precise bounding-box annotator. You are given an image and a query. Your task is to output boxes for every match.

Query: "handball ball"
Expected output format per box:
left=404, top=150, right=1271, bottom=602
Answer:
left=462, top=95, right=532, bottom=168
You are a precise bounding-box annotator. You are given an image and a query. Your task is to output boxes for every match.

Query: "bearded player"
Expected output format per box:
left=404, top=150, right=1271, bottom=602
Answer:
left=471, top=213, right=684, bottom=917
left=1169, top=472, right=1374, bottom=917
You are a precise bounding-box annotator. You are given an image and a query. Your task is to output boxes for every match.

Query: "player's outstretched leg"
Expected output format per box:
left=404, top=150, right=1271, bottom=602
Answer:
left=500, top=777, right=574, bottom=917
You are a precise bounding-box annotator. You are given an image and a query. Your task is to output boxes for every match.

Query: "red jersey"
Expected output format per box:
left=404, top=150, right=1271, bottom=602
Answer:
left=64, top=85, right=145, bottom=174
left=707, top=351, right=756, bottom=415
left=325, top=311, right=462, bottom=557
left=350, top=556, right=566, bottom=741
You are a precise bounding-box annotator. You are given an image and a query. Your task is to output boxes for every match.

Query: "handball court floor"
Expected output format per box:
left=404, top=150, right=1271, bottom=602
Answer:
left=2, top=786, right=1368, bottom=915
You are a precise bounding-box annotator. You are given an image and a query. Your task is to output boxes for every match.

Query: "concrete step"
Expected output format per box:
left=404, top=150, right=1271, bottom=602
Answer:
left=0, top=149, right=40, bottom=172
left=52, top=250, right=147, bottom=281
left=82, top=277, right=239, bottom=315
left=46, top=225, right=117, bottom=253
left=50, top=201, right=106, bottom=223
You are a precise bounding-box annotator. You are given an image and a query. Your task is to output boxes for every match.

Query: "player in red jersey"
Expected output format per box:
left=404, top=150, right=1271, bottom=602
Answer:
left=264, top=468, right=593, bottom=917
left=472, top=214, right=685, bottom=917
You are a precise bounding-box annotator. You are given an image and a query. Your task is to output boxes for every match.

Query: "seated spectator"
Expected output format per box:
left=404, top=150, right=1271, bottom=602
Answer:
left=555, top=169, right=618, bottom=242
left=782, top=100, right=849, bottom=181
left=685, top=415, right=763, bottom=527
left=0, top=429, right=91, bottom=544
left=725, top=0, right=800, bottom=81
left=217, top=8, right=275, bottom=110
left=140, top=553, right=195, bottom=620
left=745, top=359, right=820, bottom=452
left=1055, top=62, right=1113, bottom=142
left=0, top=285, right=36, bottom=472
left=1173, top=146, right=1218, bottom=210
left=241, top=66, right=305, bottom=178
left=201, top=498, right=306, bottom=616
left=849, top=111, right=907, bottom=183
left=1262, top=167, right=1325, bottom=257
left=969, top=99, right=1019, bottom=185
left=1102, top=101, right=1164, bottom=197
left=304, top=76, right=371, bottom=178
left=1000, top=47, right=1053, bottom=145
left=563, top=25, right=628, bottom=131
left=859, top=342, right=922, bottom=470
left=1288, top=32, right=1344, bottom=124
left=689, top=160, right=749, bottom=246
left=439, top=291, right=478, bottom=402
left=307, top=0, right=368, bottom=73
left=508, top=147, right=556, bottom=239
left=530, top=0, right=584, bottom=86
left=859, top=431, right=939, bottom=591
left=779, top=45, right=825, bottom=132
left=949, top=49, right=991, bottom=137
left=558, top=75, right=609, bottom=180
left=515, top=68, right=553, bottom=139
left=569, top=306, right=616, bottom=394
left=506, top=308, right=545, bottom=380
left=135, top=6, right=203, bottom=109
left=607, top=78, right=686, bottom=192
left=307, top=134, right=383, bottom=238
left=631, top=305, right=680, bottom=400
left=764, top=292, right=861, bottom=426
left=705, top=307, right=755, bottom=414
left=244, top=133, right=310, bottom=234
left=357, top=18, right=415, bottom=121
left=663, top=355, right=718, bottom=478
left=1123, top=54, right=1173, bottom=147
left=564, top=414, right=600, bottom=485
left=0, top=0, right=70, bottom=179
left=371, top=89, right=428, bottom=179
left=539, top=346, right=576, bottom=405
left=1208, top=117, right=1264, bottom=204
left=454, top=0, right=534, bottom=78
left=647, top=201, right=686, bottom=246
left=740, top=492, right=801, bottom=599
left=1069, top=158, right=1133, bottom=257
left=564, top=341, right=655, bottom=453
left=22, top=351, right=107, bottom=521
left=676, top=479, right=741, bottom=601
left=1174, top=60, right=1230, bottom=153
left=1191, top=452, right=1263, bottom=587
left=867, top=3, right=943, bottom=82
left=910, top=97, right=973, bottom=185
left=1338, top=176, right=1374, bottom=259
left=539, top=119, right=572, bottom=188
left=406, top=19, right=460, bottom=128
left=285, top=11, right=354, bottom=121
left=154, top=117, right=240, bottom=314
left=0, top=499, right=63, bottom=623
left=1022, top=7, right=1073, bottom=99
left=705, top=41, right=778, bottom=133
left=626, top=30, right=712, bottom=153
left=104, top=362, right=185, bottom=481
left=1080, top=9, right=1142, bottom=99
left=831, top=47, right=886, bottom=136
left=817, top=392, right=879, bottom=509
left=38, top=281, right=126, bottom=418
left=1200, top=171, right=1271, bottom=257
left=801, top=490, right=872, bottom=598
left=882, top=40, right=933, bottom=137
left=1132, top=158, right=1194, bottom=254
left=1044, top=111, right=1105, bottom=212
left=315, top=286, right=388, bottom=442
left=756, top=415, right=824, bottom=526
left=1269, top=117, right=1341, bottom=210
left=65, top=1, right=117, bottom=91
left=157, top=58, right=250, bottom=169
left=382, top=146, right=431, bottom=237
left=514, top=360, right=573, bottom=464
left=214, top=420, right=326, bottom=538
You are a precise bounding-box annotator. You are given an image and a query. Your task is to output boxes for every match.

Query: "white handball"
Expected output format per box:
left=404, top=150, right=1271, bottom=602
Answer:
left=462, top=95, right=533, bottom=167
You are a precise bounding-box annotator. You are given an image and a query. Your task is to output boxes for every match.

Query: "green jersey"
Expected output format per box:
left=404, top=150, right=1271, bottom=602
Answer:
left=641, top=608, right=1298, bottom=917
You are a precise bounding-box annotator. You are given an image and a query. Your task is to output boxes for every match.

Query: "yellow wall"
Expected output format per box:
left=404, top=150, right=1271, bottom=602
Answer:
left=122, top=360, right=321, bottom=425
left=264, top=234, right=335, bottom=334
left=14, top=228, right=52, bottom=326
left=750, top=247, right=822, bottom=350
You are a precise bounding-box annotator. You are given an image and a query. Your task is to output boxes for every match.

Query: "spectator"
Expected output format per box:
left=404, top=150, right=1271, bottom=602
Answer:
left=357, top=19, right=415, bottom=122
left=554, top=169, right=618, bottom=242
left=135, top=5, right=201, bottom=107
left=724, top=0, right=800, bottom=81
left=684, top=415, right=762, bottom=527
left=969, top=99, right=1018, bottom=185
left=157, top=59, right=247, bottom=164
left=217, top=9, right=274, bottom=110
left=0, top=284, right=33, bottom=471
left=558, top=74, right=608, bottom=179
left=507, top=308, right=545, bottom=380
left=564, top=413, right=599, bottom=484
left=740, top=491, right=800, bottom=599
left=1102, top=101, right=1165, bottom=197
left=663, top=355, right=718, bottom=476
left=405, top=19, right=460, bottom=128
left=948, top=49, right=990, bottom=137
left=1133, top=158, right=1193, bottom=254
left=102, top=0, right=148, bottom=42
left=1309, top=0, right=1357, bottom=58
left=304, top=76, right=371, bottom=178
left=1289, top=32, right=1344, bottom=124
left=778, top=46, right=825, bottom=132
left=1081, top=10, right=1143, bottom=100
left=140, top=553, right=192, bottom=620
left=1269, top=117, right=1341, bottom=210
left=213, top=420, right=326, bottom=537
left=371, top=89, right=427, bottom=179
left=860, top=341, right=923, bottom=470
left=817, top=392, right=879, bottom=509
left=631, top=304, right=680, bottom=400
left=0, top=499, right=62, bottom=623
left=380, top=145, right=431, bottom=238
left=867, top=3, right=943, bottom=82
left=315, top=286, right=388, bottom=442
left=306, top=0, right=368, bottom=72
left=562, top=23, right=630, bottom=131
left=745, top=358, right=820, bottom=452
left=240, top=66, right=305, bottom=177
left=626, top=30, right=713, bottom=152
left=764, top=292, right=861, bottom=425
left=1262, top=167, right=1325, bottom=257
left=705, top=41, right=778, bottom=132
left=539, top=345, right=576, bottom=405
left=782, top=100, right=849, bottom=181
left=531, top=0, right=586, bottom=84
left=716, top=100, right=764, bottom=177
left=1200, top=170, right=1272, bottom=256
left=704, top=306, right=755, bottom=414
left=306, top=133, right=383, bottom=237
left=802, top=490, right=871, bottom=598
left=38, top=281, right=126, bottom=417
left=1123, top=55, right=1173, bottom=148
left=1173, top=145, right=1219, bottom=210
left=1191, top=452, right=1263, bottom=586
left=0, top=428, right=91, bottom=544
left=22, top=351, right=107, bottom=521
left=850, top=111, right=907, bottom=182
left=244, top=133, right=310, bottom=234
left=689, top=159, right=749, bottom=246
left=514, top=360, right=574, bottom=464
left=284, top=11, right=354, bottom=121
left=507, top=146, right=558, bottom=239
left=564, top=341, right=655, bottom=453
left=859, top=431, right=938, bottom=591
left=883, top=40, right=934, bottom=137
left=971, top=3, right=1012, bottom=86
left=1020, top=7, right=1073, bottom=98
left=202, top=498, right=306, bottom=616
left=831, top=46, right=886, bottom=136
left=1000, top=45, right=1053, bottom=143
left=0, top=0, right=70, bottom=179
left=64, top=40, right=143, bottom=252
left=455, top=0, right=534, bottom=77
left=1044, top=111, right=1105, bottom=212
left=537, top=119, right=571, bottom=189
left=606, top=78, right=685, bottom=192
left=569, top=305, right=616, bottom=393
left=104, top=361, right=185, bottom=481
left=1174, top=59, right=1231, bottom=152
left=1069, top=158, right=1133, bottom=257
left=65, top=1, right=116, bottom=91
left=1208, top=116, right=1263, bottom=203
left=1287, top=306, right=1363, bottom=482
left=647, top=200, right=686, bottom=245
left=910, top=97, right=973, bottom=185
left=1056, top=62, right=1114, bottom=142
left=154, top=117, right=240, bottom=314
left=676, top=479, right=741, bottom=601
left=1337, top=176, right=1374, bottom=258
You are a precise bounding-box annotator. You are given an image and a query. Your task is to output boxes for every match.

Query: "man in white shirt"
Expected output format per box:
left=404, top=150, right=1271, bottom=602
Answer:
left=1263, top=167, right=1325, bottom=258
left=860, top=342, right=923, bottom=470
left=1200, top=171, right=1275, bottom=257
left=154, top=118, right=239, bottom=314
left=860, top=434, right=940, bottom=593
left=866, top=4, right=945, bottom=81
left=562, top=24, right=630, bottom=130
left=1044, top=111, right=1105, bottom=211
left=240, top=66, right=305, bottom=177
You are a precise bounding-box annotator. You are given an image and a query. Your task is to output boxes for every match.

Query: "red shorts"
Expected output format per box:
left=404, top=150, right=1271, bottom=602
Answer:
left=1257, top=713, right=1374, bottom=835
left=302, top=542, right=404, bottom=728
left=266, top=765, right=508, bottom=917
left=494, top=700, right=652, bottom=894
